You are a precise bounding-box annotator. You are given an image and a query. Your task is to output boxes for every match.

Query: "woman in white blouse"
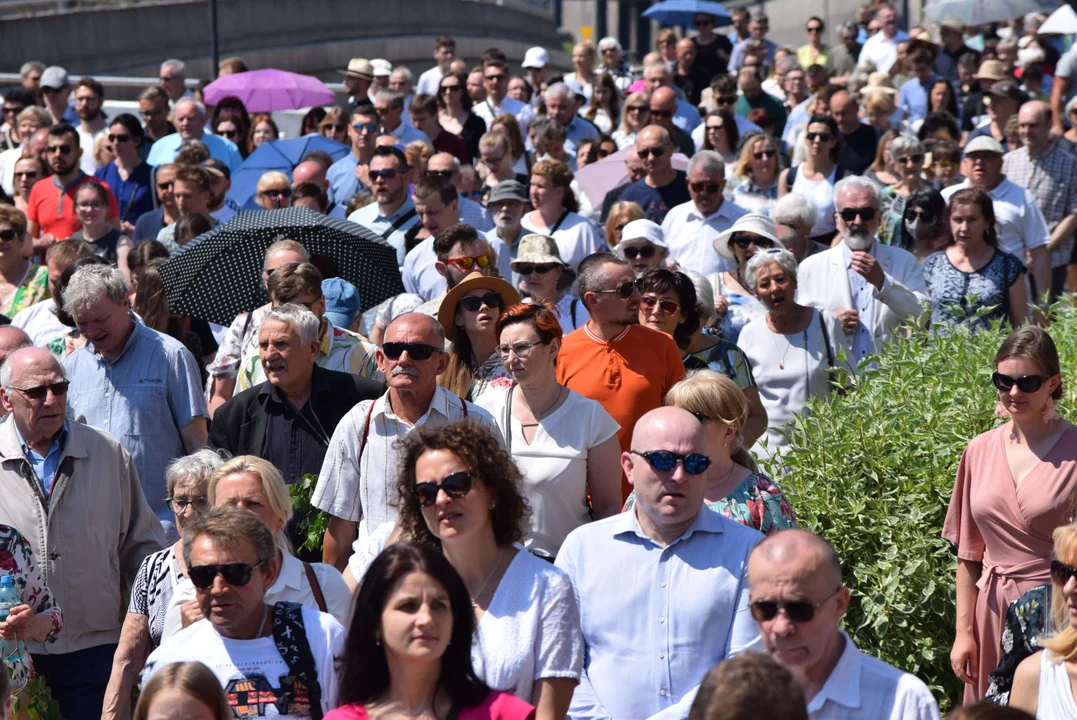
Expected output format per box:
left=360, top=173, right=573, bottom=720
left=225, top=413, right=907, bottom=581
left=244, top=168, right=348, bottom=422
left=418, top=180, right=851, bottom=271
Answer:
left=478, top=301, right=622, bottom=557
left=521, top=159, right=602, bottom=269
left=737, top=248, right=846, bottom=462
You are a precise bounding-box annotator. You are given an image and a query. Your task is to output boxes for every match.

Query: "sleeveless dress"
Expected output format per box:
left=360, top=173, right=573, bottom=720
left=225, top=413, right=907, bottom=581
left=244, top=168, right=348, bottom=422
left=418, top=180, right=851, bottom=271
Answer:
left=790, top=165, right=838, bottom=238
left=1037, top=652, right=1077, bottom=718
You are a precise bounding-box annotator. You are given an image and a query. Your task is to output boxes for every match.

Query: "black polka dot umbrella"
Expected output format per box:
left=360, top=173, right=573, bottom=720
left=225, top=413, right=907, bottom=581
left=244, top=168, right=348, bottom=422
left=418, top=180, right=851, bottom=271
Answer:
left=159, top=206, right=404, bottom=327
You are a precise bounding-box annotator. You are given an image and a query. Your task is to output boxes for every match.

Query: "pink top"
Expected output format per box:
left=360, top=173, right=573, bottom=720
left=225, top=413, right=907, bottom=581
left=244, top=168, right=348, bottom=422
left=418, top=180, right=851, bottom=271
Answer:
left=324, top=690, right=536, bottom=720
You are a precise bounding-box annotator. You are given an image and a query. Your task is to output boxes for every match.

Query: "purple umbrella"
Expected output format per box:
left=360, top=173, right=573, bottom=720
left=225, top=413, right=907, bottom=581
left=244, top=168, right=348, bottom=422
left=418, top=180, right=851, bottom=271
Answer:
left=203, top=69, right=335, bottom=112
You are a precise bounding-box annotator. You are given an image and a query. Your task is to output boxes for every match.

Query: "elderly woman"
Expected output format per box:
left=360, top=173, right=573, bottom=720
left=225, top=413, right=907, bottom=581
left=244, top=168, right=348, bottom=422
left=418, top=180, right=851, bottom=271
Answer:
left=102, top=450, right=222, bottom=720
left=617, top=219, right=668, bottom=277
left=521, top=159, right=601, bottom=269
left=778, top=115, right=843, bottom=244
left=254, top=170, right=292, bottom=210
left=248, top=113, right=279, bottom=151
left=0, top=206, right=48, bottom=317
left=438, top=272, right=520, bottom=402
left=896, top=186, right=948, bottom=262
left=603, top=200, right=644, bottom=249
left=737, top=247, right=845, bottom=460
left=612, top=91, right=650, bottom=149
left=707, top=213, right=783, bottom=343
left=771, top=193, right=827, bottom=261
left=879, top=134, right=927, bottom=246
left=701, top=110, right=740, bottom=168
left=478, top=302, right=622, bottom=558
left=512, top=234, right=589, bottom=333
left=318, top=106, right=349, bottom=145
left=732, top=133, right=781, bottom=215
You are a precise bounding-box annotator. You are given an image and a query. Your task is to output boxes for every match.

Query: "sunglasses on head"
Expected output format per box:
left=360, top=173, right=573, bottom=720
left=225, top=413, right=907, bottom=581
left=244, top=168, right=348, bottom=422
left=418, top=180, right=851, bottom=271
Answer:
left=638, top=147, right=667, bottom=159
left=731, top=233, right=773, bottom=249
left=690, top=181, right=721, bottom=194
left=750, top=586, right=843, bottom=623
left=641, top=295, right=680, bottom=315
left=623, top=245, right=656, bottom=260
left=189, top=561, right=266, bottom=589
left=806, top=132, right=833, bottom=143
left=10, top=380, right=69, bottom=401
left=414, top=470, right=472, bottom=507
left=446, top=255, right=492, bottom=271
left=631, top=449, right=712, bottom=475
left=838, top=206, right=877, bottom=223
left=594, top=280, right=638, bottom=299
left=992, top=372, right=1046, bottom=394
left=1051, top=559, right=1077, bottom=586
left=515, top=262, right=559, bottom=275
left=370, top=168, right=399, bottom=181
left=382, top=342, right=441, bottom=361
left=460, top=292, right=502, bottom=312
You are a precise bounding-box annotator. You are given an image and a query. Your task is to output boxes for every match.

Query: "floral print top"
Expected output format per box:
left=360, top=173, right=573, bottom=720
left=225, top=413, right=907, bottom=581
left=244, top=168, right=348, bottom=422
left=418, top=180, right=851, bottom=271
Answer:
left=985, top=582, right=1050, bottom=705
left=469, top=353, right=513, bottom=404
left=623, top=471, right=797, bottom=536
left=0, top=265, right=49, bottom=318
left=0, top=524, right=63, bottom=691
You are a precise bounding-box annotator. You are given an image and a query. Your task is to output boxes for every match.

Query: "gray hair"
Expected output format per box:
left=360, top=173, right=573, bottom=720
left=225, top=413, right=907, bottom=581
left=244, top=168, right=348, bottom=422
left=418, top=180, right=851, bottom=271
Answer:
left=544, top=82, right=574, bottom=103
left=165, top=449, right=226, bottom=496
left=772, top=193, right=819, bottom=229
left=744, top=248, right=799, bottom=293
left=888, top=134, right=924, bottom=162
left=839, top=21, right=859, bottom=34
left=16, top=106, right=51, bottom=128
left=775, top=56, right=800, bottom=76
left=687, top=150, right=725, bottom=180
left=161, top=58, right=186, bottom=76
left=391, top=66, right=413, bottom=82
left=262, top=303, right=320, bottom=346
left=598, top=37, right=622, bottom=53
left=174, top=98, right=206, bottom=118
left=644, top=62, right=670, bottom=79
left=685, top=270, right=716, bottom=323
left=20, top=61, right=45, bottom=79
left=833, top=175, right=881, bottom=211
left=64, top=264, right=128, bottom=317
left=374, top=88, right=405, bottom=110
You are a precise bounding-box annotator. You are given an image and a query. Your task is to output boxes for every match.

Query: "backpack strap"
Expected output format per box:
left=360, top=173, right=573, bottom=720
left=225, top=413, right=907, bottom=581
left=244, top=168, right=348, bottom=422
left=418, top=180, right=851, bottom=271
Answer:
left=570, top=298, right=579, bottom=327
left=787, top=164, right=798, bottom=186
left=403, top=223, right=425, bottom=254
left=302, top=563, right=328, bottom=613
left=380, top=208, right=417, bottom=242
left=271, top=601, right=324, bottom=720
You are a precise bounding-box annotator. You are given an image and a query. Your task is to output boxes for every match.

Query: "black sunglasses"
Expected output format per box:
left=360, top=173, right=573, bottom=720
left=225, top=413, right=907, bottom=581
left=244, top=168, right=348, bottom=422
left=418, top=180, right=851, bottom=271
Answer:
left=460, top=292, right=502, bottom=312
left=908, top=209, right=937, bottom=223
left=515, top=263, right=559, bottom=275
left=717, top=95, right=738, bottom=105
left=631, top=449, right=711, bottom=475
left=157, top=181, right=174, bottom=190
left=623, top=245, right=656, bottom=260
left=690, top=181, right=721, bottom=194
left=10, top=380, right=69, bottom=401
left=992, top=372, right=1046, bottom=394
left=382, top=342, right=441, bottom=361
left=1051, top=559, right=1077, bottom=586
left=750, top=587, right=843, bottom=623
left=805, top=132, right=833, bottom=142
left=838, top=207, right=877, bottom=223
left=731, top=233, right=774, bottom=249
left=260, top=187, right=292, bottom=198
left=638, top=147, right=666, bottom=159
left=426, top=169, right=454, bottom=179
left=594, top=280, right=638, bottom=299
left=188, top=561, right=266, bottom=589
left=108, top=134, right=132, bottom=143
left=47, top=145, right=73, bottom=155
left=0, top=229, right=18, bottom=244
left=414, top=470, right=472, bottom=508
left=753, top=149, right=777, bottom=160
left=370, top=168, right=399, bottom=181
left=647, top=110, right=673, bottom=119
left=217, top=129, right=238, bottom=138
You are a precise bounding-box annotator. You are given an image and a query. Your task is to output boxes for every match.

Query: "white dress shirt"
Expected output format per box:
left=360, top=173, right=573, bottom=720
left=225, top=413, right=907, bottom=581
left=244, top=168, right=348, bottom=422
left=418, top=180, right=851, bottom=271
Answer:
left=857, top=30, right=910, bottom=74
left=661, top=198, right=748, bottom=275
left=473, top=95, right=536, bottom=133
left=416, top=66, right=445, bottom=97
left=520, top=211, right=603, bottom=269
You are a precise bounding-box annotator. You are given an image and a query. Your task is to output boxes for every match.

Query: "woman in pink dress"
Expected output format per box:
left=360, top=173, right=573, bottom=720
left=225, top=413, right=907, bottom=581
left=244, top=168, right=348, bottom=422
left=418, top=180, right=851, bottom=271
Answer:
left=944, top=326, right=1077, bottom=703
left=326, top=542, right=535, bottom=720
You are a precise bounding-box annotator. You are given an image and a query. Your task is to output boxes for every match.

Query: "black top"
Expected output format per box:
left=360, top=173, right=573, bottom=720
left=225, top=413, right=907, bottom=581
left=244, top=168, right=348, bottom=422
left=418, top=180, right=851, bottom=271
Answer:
left=672, top=125, right=697, bottom=158
left=132, top=207, right=166, bottom=244
left=838, top=123, right=879, bottom=176
left=693, top=35, right=733, bottom=79
left=261, top=382, right=335, bottom=486
left=69, top=228, right=127, bottom=264
left=459, top=113, right=490, bottom=165
left=675, top=63, right=714, bottom=107
left=616, top=171, right=691, bottom=225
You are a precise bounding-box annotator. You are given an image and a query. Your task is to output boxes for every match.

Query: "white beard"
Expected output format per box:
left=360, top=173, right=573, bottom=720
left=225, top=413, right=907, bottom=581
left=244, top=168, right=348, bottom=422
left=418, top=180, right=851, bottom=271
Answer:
left=843, top=229, right=874, bottom=251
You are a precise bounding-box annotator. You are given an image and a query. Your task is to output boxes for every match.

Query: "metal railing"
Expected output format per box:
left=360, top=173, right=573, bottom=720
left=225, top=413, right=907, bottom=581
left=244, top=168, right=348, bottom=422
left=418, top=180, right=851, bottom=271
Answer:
left=0, top=72, right=347, bottom=93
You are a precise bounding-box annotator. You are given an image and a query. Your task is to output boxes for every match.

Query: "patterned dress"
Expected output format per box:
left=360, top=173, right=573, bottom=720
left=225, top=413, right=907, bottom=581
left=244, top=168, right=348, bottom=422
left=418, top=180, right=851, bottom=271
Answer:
left=0, top=525, right=63, bottom=691
left=985, top=583, right=1050, bottom=705
left=0, top=265, right=48, bottom=318
left=923, top=249, right=1026, bottom=332
left=127, top=545, right=183, bottom=649
left=469, top=353, right=513, bottom=404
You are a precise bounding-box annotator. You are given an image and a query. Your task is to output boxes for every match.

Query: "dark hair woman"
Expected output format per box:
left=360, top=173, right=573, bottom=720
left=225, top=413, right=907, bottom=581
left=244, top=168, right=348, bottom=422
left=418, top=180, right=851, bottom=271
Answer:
left=897, top=186, right=948, bottom=261
left=94, top=112, right=153, bottom=234
left=778, top=114, right=844, bottom=243
left=637, top=268, right=702, bottom=356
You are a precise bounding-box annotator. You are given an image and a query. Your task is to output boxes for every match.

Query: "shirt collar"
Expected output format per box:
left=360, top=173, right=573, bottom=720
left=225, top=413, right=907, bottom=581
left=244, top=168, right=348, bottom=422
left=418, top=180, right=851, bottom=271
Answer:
left=689, top=200, right=733, bottom=223
left=14, top=421, right=67, bottom=461
left=611, top=502, right=726, bottom=545
left=807, top=633, right=863, bottom=713
left=376, top=385, right=456, bottom=425
left=266, top=552, right=304, bottom=595
left=93, top=313, right=142, bottom=365
left=583, top=323, right=631, bottom=345
left=379, top=196, right=415, bottom=224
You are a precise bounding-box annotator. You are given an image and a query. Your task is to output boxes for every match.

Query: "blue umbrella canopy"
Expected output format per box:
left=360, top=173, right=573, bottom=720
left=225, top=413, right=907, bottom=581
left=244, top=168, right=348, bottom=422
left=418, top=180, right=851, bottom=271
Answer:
left=922, top=0, right=1054, bottom=26
left=642, top=0, right=732, bottom=27
left=226, top=134, right=350, bottom=209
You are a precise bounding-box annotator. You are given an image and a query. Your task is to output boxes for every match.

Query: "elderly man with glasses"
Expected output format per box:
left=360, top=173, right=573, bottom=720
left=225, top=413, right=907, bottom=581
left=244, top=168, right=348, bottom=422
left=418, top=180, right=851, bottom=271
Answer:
left=146, top=98, right=242, bottom=172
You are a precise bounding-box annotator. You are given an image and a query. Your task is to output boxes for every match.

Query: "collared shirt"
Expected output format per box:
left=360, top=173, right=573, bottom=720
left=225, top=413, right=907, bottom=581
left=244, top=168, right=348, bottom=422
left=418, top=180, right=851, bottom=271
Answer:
left=326, top=152, right=368, bottom=207
left=259, top=378, right=333, bottom=486
left=312, top=386, right=499, bottom=543
left=858, top=30, right=910, bottom=74
left=808, top=632, right=941, bottom=720
left=898, top=74, right=942, bottom=125
left=782, top=97, right=813, bottom=151
left=145, top=132, right=243, bottom=173
left=1002, top=141, right=1077, bottom=268
left=673, top=97, right=702, bottom=133
left=473, top=95, right=536, bottom=132
left=662, top=198, right=748, bottom=275
left=555, top=508, right=763, bottom=720
left=14, top=422, right=67, bottom=497
left=236, top=322, right=383, bottom=393
left=842, top=240, right=885, bottom=363
left=348, top=196, right=420, bottom=265
left=458, top=195, right=494, bottom=232
left=402, top=233, right=513, bottom=301
left=942, top=178, right=1049, bottom=258
left=562, top=116, right=601, bottom=165
left=416, top=66, right=445, bottom=97
left=389, top=122, right=430, bottom=147
left=11, top=298, right=67, bottom=347
left=64, top=318, right=207, bottom=534
left=210, top=197, right=241, bottom=225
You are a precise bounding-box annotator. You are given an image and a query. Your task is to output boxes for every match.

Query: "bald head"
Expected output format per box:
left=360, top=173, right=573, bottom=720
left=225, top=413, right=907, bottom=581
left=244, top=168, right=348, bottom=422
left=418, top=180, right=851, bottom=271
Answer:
left=427, top=152, right=457, bottom=176
left=0, top=328, right=32, bottom=368
left=650, top=86, right=677, bottom=113
left=631, top=405, right=706, bottom=448
left=292, top=160, right=328, bottom=189
left=750, top=529, right=843, bottom=587
left=385, top=312, right=445, bottom=350
left=1, top=346, right=62, bottom=389
left=0, top=346, right=67, bottom=438
left=1018, top=100, right=1051, bottom=155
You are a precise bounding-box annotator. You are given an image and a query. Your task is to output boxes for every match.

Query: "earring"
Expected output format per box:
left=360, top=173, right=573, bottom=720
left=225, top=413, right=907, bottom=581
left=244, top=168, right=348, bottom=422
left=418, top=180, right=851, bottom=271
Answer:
left=1043, top=396, right=1061, bottom=423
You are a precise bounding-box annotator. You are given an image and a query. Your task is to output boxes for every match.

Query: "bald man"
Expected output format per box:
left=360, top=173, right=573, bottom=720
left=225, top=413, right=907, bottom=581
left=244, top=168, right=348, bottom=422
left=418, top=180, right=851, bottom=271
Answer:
left=556, top=406, right=763, bottom=720
left=0, top=327, right=32, bottom=418
left=648, top=86, right=697, bottom=157
left=747, top=530, right=939, bottom=719
left=292, top=159, right=329, bottom=190
left=614, top=125, right=690, bottom=225
left=1003, top=100, right=1077, bottom=300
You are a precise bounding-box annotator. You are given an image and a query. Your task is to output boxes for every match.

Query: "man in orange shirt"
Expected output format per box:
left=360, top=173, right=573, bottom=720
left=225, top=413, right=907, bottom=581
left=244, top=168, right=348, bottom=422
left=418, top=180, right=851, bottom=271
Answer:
left=557, top=252, right=686, bottom=499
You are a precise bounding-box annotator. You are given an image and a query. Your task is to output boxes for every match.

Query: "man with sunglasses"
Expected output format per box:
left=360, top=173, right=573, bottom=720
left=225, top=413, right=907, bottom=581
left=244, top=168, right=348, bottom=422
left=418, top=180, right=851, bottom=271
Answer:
left=425, top=153, right=493, bottom=231
left=747, top=530, right=940, bottom=719
left=326, top=104, right=382, bottom=207
left=556, top=406, right=762, bottom=720
left=314, top=312, right=497, bottom=573
left=348, top=146, right=419, bottom=264
left=644, top=87, right=697, bottom=160
left=0, top=346, right=164, bottom=720
left=373, top=89, right=428, bottom=149
left=473, top=58, right=535, bottom=134
left=615, top=126, right=690, bottom=225
left=797, top=176, right=926, bottom=367
left=644, top=64, right=702, bottom=134
left=137, top=86, right=175, bottom=148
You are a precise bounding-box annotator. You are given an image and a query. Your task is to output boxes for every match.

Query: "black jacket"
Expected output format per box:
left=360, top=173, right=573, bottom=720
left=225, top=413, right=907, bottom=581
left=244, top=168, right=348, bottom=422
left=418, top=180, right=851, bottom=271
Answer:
left=209, top=365, right=384, bottom=460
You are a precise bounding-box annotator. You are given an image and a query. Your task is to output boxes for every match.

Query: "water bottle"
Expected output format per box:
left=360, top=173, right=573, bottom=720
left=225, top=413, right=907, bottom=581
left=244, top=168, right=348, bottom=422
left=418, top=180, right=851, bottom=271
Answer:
left=0, top=575, right=25, bottom=663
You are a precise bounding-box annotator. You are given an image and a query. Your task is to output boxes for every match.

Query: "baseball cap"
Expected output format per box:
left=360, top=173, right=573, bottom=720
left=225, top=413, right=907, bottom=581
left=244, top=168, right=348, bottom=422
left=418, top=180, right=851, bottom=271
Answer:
left=40, top=66, right=69, bottom=90
left=522, top=47, right=550, bottom=69
left=201, top=158, right=231, bottom=180
left=322, top=278, right=361, bottom=329
left=963, top=135, right=1005, bottom=156
left=487, top=180, right=529, bottom=205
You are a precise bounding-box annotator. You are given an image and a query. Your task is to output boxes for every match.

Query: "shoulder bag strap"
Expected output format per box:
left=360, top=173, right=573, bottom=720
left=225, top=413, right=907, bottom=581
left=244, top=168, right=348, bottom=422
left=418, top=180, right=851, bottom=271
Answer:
left=818, top=311, right=835, bottom=369
left=570, top=298, right=579, bottom=326
left=787, top=164, right=798, bottom=186
left=271, top=601, right=324, bottom=720
left=549, top=209, right=570, bottom=234
left=302, top=562, right=328, bottom=613
left=503, top=385, right=514, bottom=456
left=380, top=208, right=418, bottom=241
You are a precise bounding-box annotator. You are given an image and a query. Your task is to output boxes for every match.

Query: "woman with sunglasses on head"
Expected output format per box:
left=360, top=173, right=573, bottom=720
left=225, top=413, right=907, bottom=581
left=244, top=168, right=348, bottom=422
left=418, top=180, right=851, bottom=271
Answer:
left=0, top=206, right=47, bottom=318
left=94, top=113, right=153, bottom=235
left=731, top=133, right=781, bottom=215
left=102, top=451, right=223, bottom=720
left=878, top=134, right=928, bottom=246
left=319, top=107, right=350, bottom=145
left=511, top=234, right=589, bottom=333
left=706, top=213, right=784, bottom=343
left=254, top=170, right=293, bottom=210
left=438, top=72, right=487, bottom=164
left=612, top=92, right=651, bottom=150
left=945, top=326, right=1077, bottom=705
left=896, top=186, right=948, bottom=263
left=329, top=542, right=536, bottom=720
left=438, top=272, right=521, bottom=403
left=522, top=159, right=601, bottom=269
left=477, top=303, right=621, bottom=560
left=779, top=115, right=845, bottom=246
left=581, top=74, right=620, bottom=135
left=923, top=188, right=1028, bottom=331
left=701, top=110, right=740, bottom=169
left=617, top=219, right=669, bottom=278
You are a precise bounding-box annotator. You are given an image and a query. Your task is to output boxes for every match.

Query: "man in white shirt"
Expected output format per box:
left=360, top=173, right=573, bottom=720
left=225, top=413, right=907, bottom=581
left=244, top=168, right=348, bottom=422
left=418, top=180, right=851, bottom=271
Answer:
left=373, top=89, right=429, bottom=147
left=472, top=58, right=535, bottom=133
left=797, top=176, right=926, bottom=367
left=313, top=312, right=497, bottom=573
left=941, top=135, right=1052, bottom=303
left=747, top=529, right=940, bottom=720
left=416, top=36, right=457, bottom=97
left=857, top=5, right=909, bottom=74
left=662, top=151, right=748, bottom=275
left=347, top=146, right=419, bottom=265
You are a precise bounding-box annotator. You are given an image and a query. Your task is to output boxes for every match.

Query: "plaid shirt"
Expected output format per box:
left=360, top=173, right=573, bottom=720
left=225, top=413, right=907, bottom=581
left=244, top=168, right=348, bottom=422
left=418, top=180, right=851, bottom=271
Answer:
left=1003, top=140, right=1077, bottom=267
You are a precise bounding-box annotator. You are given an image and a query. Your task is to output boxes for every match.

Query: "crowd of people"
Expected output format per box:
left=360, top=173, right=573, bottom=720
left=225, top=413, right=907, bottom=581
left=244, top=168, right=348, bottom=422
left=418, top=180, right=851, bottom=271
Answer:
left=1, top=2, right=1077, bottom=719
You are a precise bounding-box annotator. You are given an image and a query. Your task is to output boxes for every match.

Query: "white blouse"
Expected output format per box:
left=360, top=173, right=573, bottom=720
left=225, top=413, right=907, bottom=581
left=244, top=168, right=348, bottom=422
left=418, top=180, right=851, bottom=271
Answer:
left=521, top=211, right=603, bottom=269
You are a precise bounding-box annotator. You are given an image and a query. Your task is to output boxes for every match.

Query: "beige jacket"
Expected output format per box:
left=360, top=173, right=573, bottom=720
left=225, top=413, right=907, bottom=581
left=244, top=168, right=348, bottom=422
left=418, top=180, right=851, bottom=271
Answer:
left=0, top=417, right=165, bottom=655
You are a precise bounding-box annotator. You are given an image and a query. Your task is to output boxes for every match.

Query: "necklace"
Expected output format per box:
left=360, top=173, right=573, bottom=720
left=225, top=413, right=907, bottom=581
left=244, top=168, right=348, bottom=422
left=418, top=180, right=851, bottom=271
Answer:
left=249, top=604, right=270, bottom=640
left=770, top=330, right=793, bottom=369
left=519, top=386, right=564, bottom=427
left=470, top=547, right=505, bottom=608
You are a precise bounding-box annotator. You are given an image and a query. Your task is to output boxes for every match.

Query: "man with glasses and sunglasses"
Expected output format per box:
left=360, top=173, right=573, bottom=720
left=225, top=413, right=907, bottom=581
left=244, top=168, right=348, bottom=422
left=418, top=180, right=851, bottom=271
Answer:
left=144, top=506, right=344, bottom=718
left=556, top=406, right=762, bottom=720
left=0, top=346, right=164, bottom=720
left=615, top=126, right=689, bottom=225
left=314, top=312, right=497, bottom=573
left=747, top=529, right=940, bottom=719
left=146, top=99, right=242, bottom=173
left=327, top=104, right=382, bottom=209
left=348, top=146, right=419, bottom=263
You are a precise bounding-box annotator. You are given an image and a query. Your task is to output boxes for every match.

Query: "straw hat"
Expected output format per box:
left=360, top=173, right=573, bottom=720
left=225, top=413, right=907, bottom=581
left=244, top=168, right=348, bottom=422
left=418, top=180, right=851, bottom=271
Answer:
left=339, top=58, right=374, bottom=80
left=437, top=272, right=521, bottom=342
left=713, top=214, right=785, bottom=261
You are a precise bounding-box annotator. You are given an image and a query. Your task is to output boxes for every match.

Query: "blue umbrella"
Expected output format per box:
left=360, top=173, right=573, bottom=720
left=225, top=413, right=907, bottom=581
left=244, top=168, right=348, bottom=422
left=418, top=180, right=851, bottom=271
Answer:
left=226, top=134, right=350, bottom=208
left=642, top=0, right=732, bottom=28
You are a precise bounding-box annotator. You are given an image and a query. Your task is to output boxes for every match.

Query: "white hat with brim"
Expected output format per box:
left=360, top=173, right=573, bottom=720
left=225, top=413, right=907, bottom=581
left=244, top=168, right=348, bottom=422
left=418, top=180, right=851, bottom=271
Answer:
left=511, top=234, right=567, bottom=268
left=620, top=219, right=666, bottom=248
left=713, top=213, right=785, bottom=261
left=522, top=47, right=550, bottom=69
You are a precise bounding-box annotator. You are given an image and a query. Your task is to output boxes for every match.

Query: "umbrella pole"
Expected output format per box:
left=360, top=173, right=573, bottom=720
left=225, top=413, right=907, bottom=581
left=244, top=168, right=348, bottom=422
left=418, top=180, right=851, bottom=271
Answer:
left=209, top=0, right=220, bottom=80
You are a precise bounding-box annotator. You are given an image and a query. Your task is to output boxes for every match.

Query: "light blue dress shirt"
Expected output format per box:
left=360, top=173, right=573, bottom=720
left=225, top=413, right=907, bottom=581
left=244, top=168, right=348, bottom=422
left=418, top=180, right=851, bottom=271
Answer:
left=563, top=116, right=602, bottom=164
left=898, top=74, right=941, bottom=126
left=348, top=196, right=420, bottom=265
left=326, top=152, right=367, bottom=208
left=673, top=98, right=702, bottom=133
left=14, top=421, right=67, bottom=497
left=555, top=507, right=763, bottom=720
left=402, top=233, right=513, bottom=301
left=145, top=132, right=243, bottom=173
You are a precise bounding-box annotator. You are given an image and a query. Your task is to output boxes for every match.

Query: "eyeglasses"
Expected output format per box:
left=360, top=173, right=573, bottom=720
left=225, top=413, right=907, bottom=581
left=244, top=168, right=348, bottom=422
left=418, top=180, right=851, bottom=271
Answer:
left=838, top=206, right=877, bottom=223
left=414, top=470, right=472, bottom=507
left=638, top=146, right=666, bottom=159
left=260, top=187, right=292, bottom=198
left=515, top=263, right=559, bottom=275
left=805, top=132, right=833, bottom=142
left=641, top=295, right=680, bottom=315
left=188, top=561, right=267, bottom=590
left=382, top=342, right=442, bottom=361
left=3, top=107, right=24, bottom=116
left=496, top=340, right=547, bottom=359
left=166, top=495, right=210, bottom=515
left=0, top=229, right=18, bottom=244
left=895, top=154, right=924, bottom=165
left=716, top=95, right=738, bottom=105
left=935, top=160, right=959, bottom=170
left=13, top=171, right=38, bottom=179
left=76, top=201, right=106, bottom=211
left=630, top=449, right=712, bottom=475
left=908, top=209, right=936, bottom=223
left=593, top=280, right=638, bottom=299
left=731, top=233, right=774, bottom=249
left=706, top=123, right=724, bottom=132
left=689, top=181, right=721, bottom=194
left=807, top=25, right=823, bottom=33
left=623, top=245, right=656, bottom=260
left=353, top=122, right=379, bottom=134
left=47, top=145, right=73, bottom=155
left=460, top=292, right=502, bottom=312
left=1051, top=559, right=1077, bottom=586
left=9, top=380, right=69, bottom=400
left=108, top=133, right=132, bottom=144
left=750, top=586, right=843, bottom=623
left=370, top=168, right=399, bottom=181
left=992, top=372, right=1046, bottom=394
left=753, top=149, right=777, bottom=160
left=648, top=109, right=673, bottom=119
left=446, top=255, right=492, bottom=271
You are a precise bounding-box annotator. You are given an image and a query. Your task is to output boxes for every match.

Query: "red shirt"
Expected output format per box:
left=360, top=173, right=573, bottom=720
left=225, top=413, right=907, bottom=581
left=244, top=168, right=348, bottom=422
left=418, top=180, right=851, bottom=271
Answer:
left=26, top=174, right=119, bottom=240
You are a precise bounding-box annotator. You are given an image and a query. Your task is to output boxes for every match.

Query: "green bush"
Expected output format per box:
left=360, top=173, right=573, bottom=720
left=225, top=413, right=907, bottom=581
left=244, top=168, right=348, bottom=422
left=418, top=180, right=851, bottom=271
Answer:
left=765, top=304, right=1077, bottom=709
